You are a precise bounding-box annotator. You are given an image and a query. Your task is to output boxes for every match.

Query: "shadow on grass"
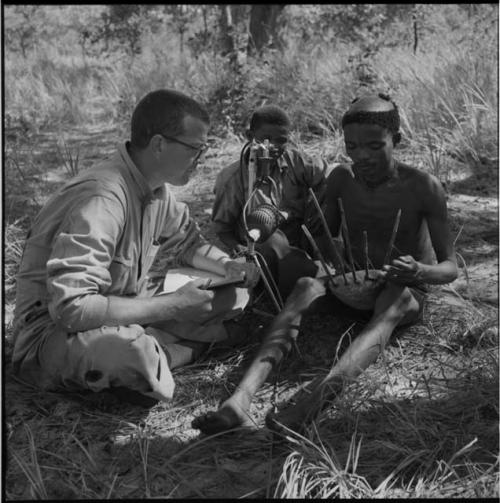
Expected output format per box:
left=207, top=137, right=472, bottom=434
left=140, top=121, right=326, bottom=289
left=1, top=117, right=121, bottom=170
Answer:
left=5, top=337, right=498, bottom=499
left=449, top=164, right=499, bottom=198
left=296, top=371, right=499, bottom=494
left=149, top=360, right=498, bottom=498
left=4, top=286, right=497, bottom=498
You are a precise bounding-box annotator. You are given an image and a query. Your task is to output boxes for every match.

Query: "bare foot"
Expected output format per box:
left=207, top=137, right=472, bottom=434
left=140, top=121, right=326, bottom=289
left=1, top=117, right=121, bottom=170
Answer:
left=265, top=396, right=318, bottom=435
left=266, top=377, right=343, bottom=434
left=192, top=397, right=253, bottom=435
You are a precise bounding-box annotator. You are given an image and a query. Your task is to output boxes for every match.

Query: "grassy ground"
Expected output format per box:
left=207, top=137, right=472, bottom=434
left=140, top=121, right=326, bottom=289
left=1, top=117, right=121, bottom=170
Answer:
left=4, top=125, right=499, bottom=498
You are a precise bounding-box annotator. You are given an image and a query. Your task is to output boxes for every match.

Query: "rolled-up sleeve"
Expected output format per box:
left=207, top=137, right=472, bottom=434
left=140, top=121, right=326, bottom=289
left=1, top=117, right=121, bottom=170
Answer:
left=46, top=195, right=124, bottom=332
left=303, top=153, right=330, bottom=191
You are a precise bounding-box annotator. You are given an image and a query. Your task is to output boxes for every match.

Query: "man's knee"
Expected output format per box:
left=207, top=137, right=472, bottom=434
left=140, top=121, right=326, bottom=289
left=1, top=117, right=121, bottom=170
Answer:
left=64, top=325, right=176, bottom=401
left=294, top=276, right=318, bottom=291
left=211, top=285, right=250, bottom=321
left=399, top=288, right=423, bottom=325
left=262, top=229, right=291, bottom=254
left=376, top=283, right=421, bottom=323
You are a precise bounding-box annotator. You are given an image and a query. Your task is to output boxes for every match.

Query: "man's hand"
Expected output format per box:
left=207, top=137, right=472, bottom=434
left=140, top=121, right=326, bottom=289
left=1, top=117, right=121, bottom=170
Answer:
left=232, top=243, right=248, bottom=256
left=382, top=255, right=422, bottom=284
left=223, top=260, right=260, bottom=288
left=172, top=278, right=216, bottom=322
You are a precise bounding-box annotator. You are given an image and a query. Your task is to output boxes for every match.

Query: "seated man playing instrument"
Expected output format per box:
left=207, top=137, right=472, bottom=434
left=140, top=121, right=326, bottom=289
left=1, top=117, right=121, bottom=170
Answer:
left=192, top=93, right=458, bottom=434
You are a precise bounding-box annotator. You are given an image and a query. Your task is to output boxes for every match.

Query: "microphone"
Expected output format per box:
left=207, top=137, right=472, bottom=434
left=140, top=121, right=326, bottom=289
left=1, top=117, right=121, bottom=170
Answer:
left=246, top=203, right=283, bottom=243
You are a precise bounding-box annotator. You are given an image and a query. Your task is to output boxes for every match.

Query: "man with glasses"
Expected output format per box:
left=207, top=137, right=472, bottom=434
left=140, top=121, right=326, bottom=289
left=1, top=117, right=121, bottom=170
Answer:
left=212, top=105, right=333, bottom=299
left=12, top=89, right=259, bottom=406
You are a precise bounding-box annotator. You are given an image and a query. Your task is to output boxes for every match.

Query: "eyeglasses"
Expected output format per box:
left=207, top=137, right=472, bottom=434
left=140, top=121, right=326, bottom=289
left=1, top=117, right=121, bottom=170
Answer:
left=159, top=134, right=208, bottom=160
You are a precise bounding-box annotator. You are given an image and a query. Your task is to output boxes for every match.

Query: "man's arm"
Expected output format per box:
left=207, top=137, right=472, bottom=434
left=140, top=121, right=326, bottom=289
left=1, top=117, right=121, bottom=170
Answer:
left=46, top=195, right=217, bottom=332
left=384, top=174, right=458, bottom=285
left=214, top=229, right=245, bottom=254
left=103, top=279, right=216, bottom=327
left=105, top=235, right=260, bottom=330
left=418, top=175, right=458, bottom=283
left=189, top=243, right=260, bottom=287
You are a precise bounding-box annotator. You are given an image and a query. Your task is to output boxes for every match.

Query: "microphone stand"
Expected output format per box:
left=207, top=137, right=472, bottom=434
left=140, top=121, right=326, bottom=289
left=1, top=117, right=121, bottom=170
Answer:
left=246, top=234, right=284, bottom=314
left=240, top=140, right=284, bottom=314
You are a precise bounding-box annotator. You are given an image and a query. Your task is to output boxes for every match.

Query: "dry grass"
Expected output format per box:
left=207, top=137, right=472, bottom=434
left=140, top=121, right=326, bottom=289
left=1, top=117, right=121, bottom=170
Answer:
left=5, top=284, right=498, bottom=498
left=4, top=135, right=498, bottom=498
left=3, top=5, right=498, bottom=499
left=5, top=6, right=497, bottom=178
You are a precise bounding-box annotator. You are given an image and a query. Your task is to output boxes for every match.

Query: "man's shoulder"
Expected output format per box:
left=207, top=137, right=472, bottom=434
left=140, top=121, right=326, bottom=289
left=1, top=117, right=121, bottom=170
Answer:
left=79, top=163, right=125, bottom=192
left=284, top=147, right=319, bottom=167
left=326, top=163, right=354, bottom=181
left=397, top=162, right=443, bottom=190
left=283, top=147, right=335, bottom=184
left=215, top=160, right=241, bottom=191
left=62, top=153, right=129, bottom=204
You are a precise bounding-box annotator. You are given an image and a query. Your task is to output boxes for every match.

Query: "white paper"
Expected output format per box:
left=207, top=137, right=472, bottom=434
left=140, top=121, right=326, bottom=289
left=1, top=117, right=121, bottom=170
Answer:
left=161, top=267, right=224, bottom=294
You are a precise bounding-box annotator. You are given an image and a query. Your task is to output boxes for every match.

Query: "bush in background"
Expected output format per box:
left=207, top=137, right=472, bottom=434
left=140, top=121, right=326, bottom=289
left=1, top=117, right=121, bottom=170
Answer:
left=4, top=4, right=497, bottom=174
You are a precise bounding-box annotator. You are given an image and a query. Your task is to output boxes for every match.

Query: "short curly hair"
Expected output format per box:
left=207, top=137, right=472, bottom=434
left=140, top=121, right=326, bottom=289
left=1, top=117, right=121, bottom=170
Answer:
left=131, top=89, right=209, bottom=149
left=249, top=105, right=291, bottom=132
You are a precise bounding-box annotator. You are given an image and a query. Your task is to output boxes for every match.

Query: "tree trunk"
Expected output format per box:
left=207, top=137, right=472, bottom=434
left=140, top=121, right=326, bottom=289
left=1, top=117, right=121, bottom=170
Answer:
left=218, top=5, right=248, bottom=71
left=247, top=4, right=285, bottom=56
left=219, top=5, right=235, bottom=56
left=412, top=7, right=419, bottom=54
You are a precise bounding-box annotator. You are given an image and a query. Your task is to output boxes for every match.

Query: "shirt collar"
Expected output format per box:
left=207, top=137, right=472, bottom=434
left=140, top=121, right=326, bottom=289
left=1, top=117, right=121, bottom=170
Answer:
left=118, top=142, right=158, bottom=203
left=275, top=147, right=293, bottom=172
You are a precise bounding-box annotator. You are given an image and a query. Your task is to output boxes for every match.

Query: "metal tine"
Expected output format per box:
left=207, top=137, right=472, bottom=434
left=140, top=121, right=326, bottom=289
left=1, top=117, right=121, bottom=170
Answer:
left=301, top=224, right=338, bottom=289
left=337, top=198, right=358, bottom=283
left=255, top=250, right=284, bottom=310
left=363, top=230, right=370, bottom=280
left=383, top=209, right=402, bottom=266
left=251, top=254, right=282, bottom=314
left=308, top=188, right=348, bottom=285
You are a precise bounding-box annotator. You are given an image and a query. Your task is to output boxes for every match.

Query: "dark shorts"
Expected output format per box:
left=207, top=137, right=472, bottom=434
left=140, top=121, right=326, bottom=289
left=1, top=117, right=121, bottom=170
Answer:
left=312, top=284, right=428, bottom=325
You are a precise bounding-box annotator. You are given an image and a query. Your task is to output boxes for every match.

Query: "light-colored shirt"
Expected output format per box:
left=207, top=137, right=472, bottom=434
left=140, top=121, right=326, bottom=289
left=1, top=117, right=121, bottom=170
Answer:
left=13, top=142, right=204, bottom=364
left=212, top=147, right=330, bottom=245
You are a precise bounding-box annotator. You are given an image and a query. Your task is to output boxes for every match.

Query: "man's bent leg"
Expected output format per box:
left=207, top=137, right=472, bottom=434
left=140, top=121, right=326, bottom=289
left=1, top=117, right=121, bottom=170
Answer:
left=192, top=277, right=326, bottom=434
left=145, top=326, right=209, bottom=369
left=267, top=282, right=422, bottom=431
left=150, top=284, right=250, bottom=344
left=257, top=230, right=318, bottom=300
left=26, top=324, right=177, bottom=403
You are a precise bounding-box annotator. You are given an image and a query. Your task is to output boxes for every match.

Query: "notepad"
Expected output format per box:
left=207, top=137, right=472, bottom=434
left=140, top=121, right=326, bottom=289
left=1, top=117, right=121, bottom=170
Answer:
left=161, top=268, right=223, bottom=294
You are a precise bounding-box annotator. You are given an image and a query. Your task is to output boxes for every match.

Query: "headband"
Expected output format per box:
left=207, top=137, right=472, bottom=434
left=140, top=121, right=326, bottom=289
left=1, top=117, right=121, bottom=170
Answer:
left=341, top=109, right=400, bottom=134
left=341, top=93, right=400, bottom=134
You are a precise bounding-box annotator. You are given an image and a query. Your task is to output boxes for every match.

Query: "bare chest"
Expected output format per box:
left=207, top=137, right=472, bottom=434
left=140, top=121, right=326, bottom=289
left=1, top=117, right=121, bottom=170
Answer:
left=337, top=178, right=427, bottom=265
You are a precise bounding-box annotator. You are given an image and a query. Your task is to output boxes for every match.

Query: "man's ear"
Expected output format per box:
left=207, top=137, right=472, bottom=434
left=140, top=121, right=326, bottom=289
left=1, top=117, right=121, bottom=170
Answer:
left=149, top=134, right=164, bottom=157
left=245, top=129, right=254, bottom=141
left=392, top=132, right=401, bottom=146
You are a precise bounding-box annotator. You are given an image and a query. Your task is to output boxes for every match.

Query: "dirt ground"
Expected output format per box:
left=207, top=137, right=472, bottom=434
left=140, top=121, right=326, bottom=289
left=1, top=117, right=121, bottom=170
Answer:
left=4, top=127, right=498, bottom=498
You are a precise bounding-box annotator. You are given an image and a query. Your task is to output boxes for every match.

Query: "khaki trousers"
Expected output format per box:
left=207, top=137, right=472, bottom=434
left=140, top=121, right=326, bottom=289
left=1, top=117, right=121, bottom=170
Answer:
left=13, top=273, right=250, bottom=403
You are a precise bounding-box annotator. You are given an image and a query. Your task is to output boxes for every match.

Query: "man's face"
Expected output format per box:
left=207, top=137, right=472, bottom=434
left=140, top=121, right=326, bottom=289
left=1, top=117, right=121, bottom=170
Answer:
left=251, top=123, right=290, bottom=158
left=343, top=123, right=395, bottom=185
left=159, top=115, right=209, bottom=186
